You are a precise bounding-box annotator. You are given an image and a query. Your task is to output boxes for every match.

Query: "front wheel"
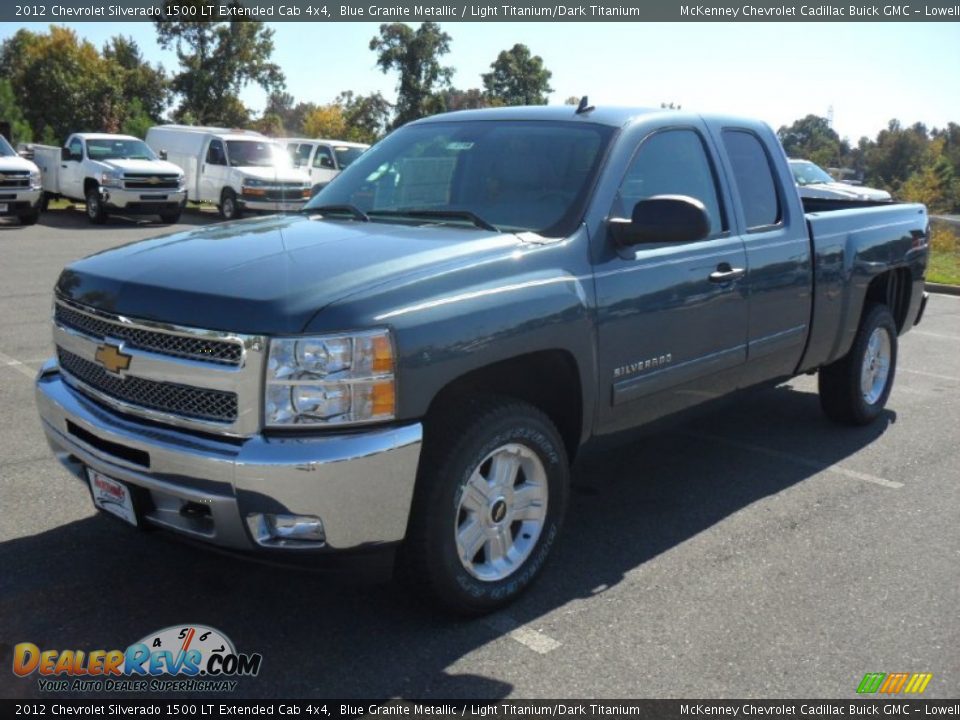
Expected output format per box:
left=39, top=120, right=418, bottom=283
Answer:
left=85, top=186, right=107, bottom=225
left=19, top=210, right=40, bottom=225
left=819, top=304, right=898, bottom=425
left=219, top=188, right=242, bottom=220
left=400, top=398, right=569, bottom=615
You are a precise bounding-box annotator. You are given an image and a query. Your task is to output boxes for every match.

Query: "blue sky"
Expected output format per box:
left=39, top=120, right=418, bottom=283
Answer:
left=3, top=21, right=958, bottom=141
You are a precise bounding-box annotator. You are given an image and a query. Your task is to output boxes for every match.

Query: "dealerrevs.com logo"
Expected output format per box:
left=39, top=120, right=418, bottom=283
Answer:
left=13, top=624, right=262, bottom=693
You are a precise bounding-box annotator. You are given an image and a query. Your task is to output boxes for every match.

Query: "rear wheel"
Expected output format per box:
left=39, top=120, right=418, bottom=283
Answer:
left=400, top=397, right=569, bottom=615
left=219, top=188, right=242, bottom=220
left=819, top=304, right=898, bottom=425
left=85, top=186, right=107, bottom=225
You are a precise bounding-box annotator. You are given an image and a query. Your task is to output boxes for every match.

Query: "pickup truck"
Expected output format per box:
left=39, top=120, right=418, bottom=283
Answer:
left=33, top=133, right=187, bottom=224
left=35, top=106, right=929, bottom=615
left=0, top=134, right=42, bottom=225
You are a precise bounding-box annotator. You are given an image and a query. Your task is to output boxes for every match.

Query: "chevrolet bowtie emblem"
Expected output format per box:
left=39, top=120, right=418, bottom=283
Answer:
left=148, top=176, right=159, bottom=184
left=94, top=344, right=132, bottom=375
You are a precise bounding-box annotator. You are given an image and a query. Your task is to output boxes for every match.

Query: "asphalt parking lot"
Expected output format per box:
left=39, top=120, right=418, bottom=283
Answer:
left=1, top=207, right=958, bottom=700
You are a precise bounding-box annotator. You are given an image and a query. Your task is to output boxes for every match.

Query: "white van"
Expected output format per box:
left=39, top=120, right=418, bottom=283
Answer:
left=280, top=138, right=369, bottom=195
left=146, top=125, right=311, bottom=220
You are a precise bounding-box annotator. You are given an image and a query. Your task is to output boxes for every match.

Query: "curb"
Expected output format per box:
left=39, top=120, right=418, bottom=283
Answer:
left=926, top=282, right=960, bottom=297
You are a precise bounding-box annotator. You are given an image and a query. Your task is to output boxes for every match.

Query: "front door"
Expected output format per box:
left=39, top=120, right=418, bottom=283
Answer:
left=61, top=137, right=85, bottom=200
left=310, top=144, right=338, bottom=187
left=200, top=138, right=228, bottom=203
left=594, top=125, right=750, bottom=434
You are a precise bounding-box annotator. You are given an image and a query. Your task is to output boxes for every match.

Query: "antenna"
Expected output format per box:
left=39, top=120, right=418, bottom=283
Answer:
left=575, top=96, right=595, bottom=115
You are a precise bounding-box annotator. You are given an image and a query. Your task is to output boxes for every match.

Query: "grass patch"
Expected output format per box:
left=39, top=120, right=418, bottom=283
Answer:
left=928, top=222, right=960, bottom=286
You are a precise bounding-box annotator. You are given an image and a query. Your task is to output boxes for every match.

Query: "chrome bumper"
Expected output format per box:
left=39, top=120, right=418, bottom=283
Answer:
left=35, top=360, right=422, bottom=552
left=239, top=197, right=308, bottom=212
left=101, top=187, right=187, bottom=210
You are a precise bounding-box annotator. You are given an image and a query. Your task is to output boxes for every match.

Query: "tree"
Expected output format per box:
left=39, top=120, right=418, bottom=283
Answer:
left=336, top=91, right=392, bottom=144
left=864, top=119, right=929, bottom=192
left=302, top=105, right=347, bottom=140
left=154, top=6, right=285, bottom=125
left=899, top=137, right=960, bottom=213
left=482, top=44, right=552, bottom=106
left=370, top=22, right=453, bottom=128
left=777, top=114, right=844, bottom=168
left=102, top=35, right=170, bottom=124
left=0, top=26, right=122, bottom=142
left=0, top=79, right=32, bottom=143
left=436, top=88, right=496, bottom=113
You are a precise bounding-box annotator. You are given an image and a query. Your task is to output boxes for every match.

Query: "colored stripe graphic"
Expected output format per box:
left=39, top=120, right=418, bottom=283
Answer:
left=904, top=673, right=933, bottom=694
left=858, top=672, right=932, bottom=694
left=857, top=673, right=886, bottom=694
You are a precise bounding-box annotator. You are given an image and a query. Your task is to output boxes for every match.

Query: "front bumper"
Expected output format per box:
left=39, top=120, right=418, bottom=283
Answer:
left=240, top=194, right=309, bottom=213
left=100, top=187, right=187, bottom=213
left=0, top=189, right=42, bottom=214
left=35, top=361, right=422, bottom=553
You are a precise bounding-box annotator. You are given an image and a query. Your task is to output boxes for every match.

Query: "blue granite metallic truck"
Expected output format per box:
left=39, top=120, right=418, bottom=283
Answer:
left=35, top=105, right=930, bottom=614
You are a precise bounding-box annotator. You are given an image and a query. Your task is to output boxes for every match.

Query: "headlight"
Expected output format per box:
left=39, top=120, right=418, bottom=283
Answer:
left=100, top=171, right=123, bottom=188
left=29, top=170, right=41, bottom=188
left=243, top=177, right=266, bottom=188
left=265, top=329, right=396, bottom=427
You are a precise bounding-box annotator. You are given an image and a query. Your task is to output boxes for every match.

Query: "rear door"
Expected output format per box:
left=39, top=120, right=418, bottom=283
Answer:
left=714, top=126, right=813, bottom=383
left=594, top=124, right=750, bottom=432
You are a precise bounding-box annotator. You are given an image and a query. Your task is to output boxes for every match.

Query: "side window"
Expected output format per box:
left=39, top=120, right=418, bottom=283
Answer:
left=286, top=143, right=299, bottom=163
left=618, top=129, right=725, bottom=236
left=68, top=139, right=83, bottom=161
left=313, top=146, right=335, bottom=170
left=206, top=139, right=226, bottom=166
left=295, top=143, right=312, bottom=167
left=722, top=130, right=781, bottom=230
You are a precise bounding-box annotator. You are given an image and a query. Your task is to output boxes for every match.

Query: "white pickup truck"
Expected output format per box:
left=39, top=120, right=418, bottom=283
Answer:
left=33, top=133, right=187, bottom=225
left=0, top=134, right=42, bottom=225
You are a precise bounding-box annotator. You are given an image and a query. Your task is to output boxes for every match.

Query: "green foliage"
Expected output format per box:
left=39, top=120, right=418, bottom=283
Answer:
left=335, top=91, right=392, bottom=144
left=0, top=79, right=32, bottom=143
left=120, top=98, right=154, bottom=139
left=370, top=22, right=453, bottom=128
left=481, top=44, right=553, bottom=106
left=927, top=223, right=960, bottom=285
left=777, top=115, right=846, bottom=168
left=154, top=6, right=285, bottom=125
left=103, top=36, right=169, bottom=123
left=863, top=120, right=928, bottom=192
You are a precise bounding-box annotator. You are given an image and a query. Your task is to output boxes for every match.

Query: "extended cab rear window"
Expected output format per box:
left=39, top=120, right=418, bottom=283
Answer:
left=722, top=130, right=782, bottom=230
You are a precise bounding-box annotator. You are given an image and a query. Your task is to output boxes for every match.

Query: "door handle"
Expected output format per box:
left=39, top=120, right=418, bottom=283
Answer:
left=709, top=263, right=745, bottom=283
left=61, top=164, right=67, bottom=169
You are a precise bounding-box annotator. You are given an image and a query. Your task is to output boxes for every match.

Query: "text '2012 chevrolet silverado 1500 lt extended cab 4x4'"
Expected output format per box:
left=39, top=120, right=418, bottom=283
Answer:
left=36, top=105, right=929, bottom=614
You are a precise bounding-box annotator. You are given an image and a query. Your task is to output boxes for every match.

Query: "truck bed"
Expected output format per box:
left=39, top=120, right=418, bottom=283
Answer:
left=31, top=144, right=61, bottom=194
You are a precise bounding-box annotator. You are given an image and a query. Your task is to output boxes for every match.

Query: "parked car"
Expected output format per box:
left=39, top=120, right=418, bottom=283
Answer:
left=32, top=134, right=187, bottom=225
left=0, top=134, right=42, bottom=225
left=281, top=138, right=369, bottom=195
left=36, top=106, right=929, bottom=615
left=146, top=125, right=311, bottom=220
left=789, top=158, right=892, bottom=201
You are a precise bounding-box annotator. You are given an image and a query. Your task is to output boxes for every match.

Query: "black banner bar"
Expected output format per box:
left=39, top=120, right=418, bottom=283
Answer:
left=3, top=0, right=960, bottom=22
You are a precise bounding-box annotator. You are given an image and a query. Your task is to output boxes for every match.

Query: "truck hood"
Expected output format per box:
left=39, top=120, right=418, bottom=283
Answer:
left=96, top=158, right=184, bottom=176
left=798, top=182, right=892, bottom=201
left=235, top=166, right=309, bottom=184
left=56, top=214, right=520, bottom=335
left=0, top=155, right=39, bottom=173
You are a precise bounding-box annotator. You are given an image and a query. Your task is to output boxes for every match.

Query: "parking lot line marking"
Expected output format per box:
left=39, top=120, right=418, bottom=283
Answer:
left=484, top=614, right=562, bottom=654
left=901, top=368, right=960, bottom=382
left=0, top=349, right=37, bottom=380
left=912, top=330, right=960, bottom=341
left=684, top=432, right=903, bottom=489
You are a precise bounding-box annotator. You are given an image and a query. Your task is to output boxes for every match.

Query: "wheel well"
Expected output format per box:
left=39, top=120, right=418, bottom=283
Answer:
left=865, top=268, right=912, bottom=332
left=83, top=178, right=98, bottom=195
left=425, top=350, right=583, bottom=461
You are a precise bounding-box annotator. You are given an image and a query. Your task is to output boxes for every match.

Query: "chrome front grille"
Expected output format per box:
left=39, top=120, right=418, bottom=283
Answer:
left=124, top=174, right=181, bottom=190
left=55, top=304, right=242, bottom=366
left=53, top=299, right=265, bottom=436
left=58, top=348, right=238, bottom=423
left=0, top=172, right=30, bottom=188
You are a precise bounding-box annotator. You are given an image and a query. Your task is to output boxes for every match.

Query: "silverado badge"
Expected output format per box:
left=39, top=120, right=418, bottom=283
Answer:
left=94, top=344, right=132, bottom=376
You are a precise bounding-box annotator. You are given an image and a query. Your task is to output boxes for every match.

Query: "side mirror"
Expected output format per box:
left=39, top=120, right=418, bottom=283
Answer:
left=609, top=195, right=710, bottom=246
left=158, top=149, right=168, bottom=161
left=61, top=147, right=71, bottom=161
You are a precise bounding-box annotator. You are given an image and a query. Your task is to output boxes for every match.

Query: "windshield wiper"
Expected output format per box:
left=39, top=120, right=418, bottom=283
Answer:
left=368, top=208, right=500, bottom=232
left=307, top=204, right=370, bottom=222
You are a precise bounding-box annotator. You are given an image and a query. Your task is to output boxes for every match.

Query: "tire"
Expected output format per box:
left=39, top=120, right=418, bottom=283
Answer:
left=39, top=193, right=50, bottom=212
left=19, top=210, right=40, bottom=226
left=85, top=186, right=107, bottom=225
left=219, top=188, right=242, bottom=220
left=400, top=397, right=570, bottom=615
left=819, top=304, right=898, bottom=426
left=159, top=212, right=182, bottom=224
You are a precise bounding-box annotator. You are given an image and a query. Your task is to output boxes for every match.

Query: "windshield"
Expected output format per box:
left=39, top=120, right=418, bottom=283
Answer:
left=790, top=160, right=835, bottom=186
left=306, top=120, right=614, bottom=236
left=226, top=140, right=291, bottom=168
left=333, top=146, right=366, bottom=169
left=0, top=136, right=15, bottom=157
left=86, top=138, right=156, bottom=161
